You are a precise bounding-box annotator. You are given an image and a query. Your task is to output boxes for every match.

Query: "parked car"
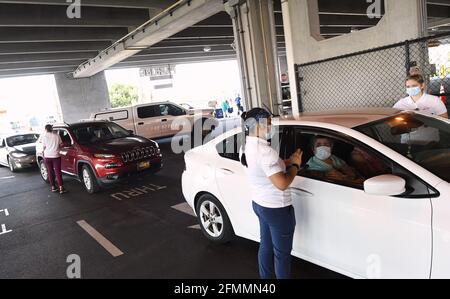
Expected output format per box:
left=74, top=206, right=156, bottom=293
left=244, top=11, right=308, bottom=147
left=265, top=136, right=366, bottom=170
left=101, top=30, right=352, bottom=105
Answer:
left=90, top=101, right=217, bottom=142
left=182, top=108, right=450, bottom=279
left=0, top=133, right=39, bottom=172
left=36, top=120, right=162, bottom=194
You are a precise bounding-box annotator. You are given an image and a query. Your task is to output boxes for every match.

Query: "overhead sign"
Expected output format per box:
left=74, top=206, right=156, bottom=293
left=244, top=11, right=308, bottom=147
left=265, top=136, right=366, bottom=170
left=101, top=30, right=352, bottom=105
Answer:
left=140, top=65, right=175, bottom=80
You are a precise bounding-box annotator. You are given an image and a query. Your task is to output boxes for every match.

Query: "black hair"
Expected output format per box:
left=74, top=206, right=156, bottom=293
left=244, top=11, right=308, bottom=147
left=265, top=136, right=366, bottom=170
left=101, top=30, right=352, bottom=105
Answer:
left=240, top=108, right=271, bottom=167
left=45, top=124, right=53, bottom=133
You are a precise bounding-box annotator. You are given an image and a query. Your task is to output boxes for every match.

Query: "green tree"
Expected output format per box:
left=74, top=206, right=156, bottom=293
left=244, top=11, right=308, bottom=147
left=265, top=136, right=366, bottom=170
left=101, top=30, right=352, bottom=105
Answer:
left=109, top=84, right=139, bottom=108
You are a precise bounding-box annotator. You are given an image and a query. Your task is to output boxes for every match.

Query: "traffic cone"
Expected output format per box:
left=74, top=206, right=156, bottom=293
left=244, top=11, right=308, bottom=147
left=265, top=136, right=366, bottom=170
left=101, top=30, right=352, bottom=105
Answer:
left=440, top=84, right=447, bottom=104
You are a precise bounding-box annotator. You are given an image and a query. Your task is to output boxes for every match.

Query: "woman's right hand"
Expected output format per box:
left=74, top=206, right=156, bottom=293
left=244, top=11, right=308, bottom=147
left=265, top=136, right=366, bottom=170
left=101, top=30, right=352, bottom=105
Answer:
left=289, top=149, right=303, bottom=166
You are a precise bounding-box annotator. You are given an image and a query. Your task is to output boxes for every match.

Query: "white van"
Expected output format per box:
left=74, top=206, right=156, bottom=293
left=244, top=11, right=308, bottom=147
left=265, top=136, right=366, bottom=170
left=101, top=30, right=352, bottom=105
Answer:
left=90, top=101, right=216, bottom=140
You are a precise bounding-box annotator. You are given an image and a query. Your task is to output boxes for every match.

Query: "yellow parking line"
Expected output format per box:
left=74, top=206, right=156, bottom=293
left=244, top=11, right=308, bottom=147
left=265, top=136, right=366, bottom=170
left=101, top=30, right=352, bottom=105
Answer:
left=77, top=220, right=124, bottom=257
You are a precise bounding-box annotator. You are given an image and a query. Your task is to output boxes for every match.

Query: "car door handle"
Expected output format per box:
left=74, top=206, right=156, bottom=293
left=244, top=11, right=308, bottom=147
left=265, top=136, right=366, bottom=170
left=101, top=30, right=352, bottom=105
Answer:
left=218, top=168, right=234, bottom=175
left=289, top=187, right=314, bottom=196
left=161, top=119, right=168, bottom=122
left=138, top=122, right=144, bottom=125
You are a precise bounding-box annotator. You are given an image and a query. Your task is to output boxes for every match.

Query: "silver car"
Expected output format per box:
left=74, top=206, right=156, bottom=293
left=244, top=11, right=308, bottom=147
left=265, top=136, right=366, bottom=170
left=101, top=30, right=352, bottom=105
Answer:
left=0, top=133, right=40, bottom=172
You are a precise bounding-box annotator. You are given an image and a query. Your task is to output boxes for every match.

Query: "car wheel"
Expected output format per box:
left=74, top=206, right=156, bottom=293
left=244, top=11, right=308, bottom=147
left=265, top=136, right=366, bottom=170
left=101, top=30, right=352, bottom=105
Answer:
left=81, top=165, right=100, bottom=194
left=196, top=194, right=234, bottom=244
left=39, top=160, right=49, bottom=183
left=8, top=157, right=17, bottom=173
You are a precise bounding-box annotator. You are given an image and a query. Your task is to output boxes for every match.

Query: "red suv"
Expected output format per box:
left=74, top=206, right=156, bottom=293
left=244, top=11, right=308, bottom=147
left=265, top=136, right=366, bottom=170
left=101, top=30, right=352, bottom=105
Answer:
left=36, top=121, right=162, bottom=193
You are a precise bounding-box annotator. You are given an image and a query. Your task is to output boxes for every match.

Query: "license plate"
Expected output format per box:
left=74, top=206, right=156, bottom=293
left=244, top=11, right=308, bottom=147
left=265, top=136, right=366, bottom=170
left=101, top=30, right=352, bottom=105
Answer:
left=137, top=161, right=151, bottom=171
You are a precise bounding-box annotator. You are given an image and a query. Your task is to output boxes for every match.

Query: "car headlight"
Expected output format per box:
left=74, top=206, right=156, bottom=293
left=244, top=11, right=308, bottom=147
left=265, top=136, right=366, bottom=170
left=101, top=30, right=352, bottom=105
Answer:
left=94, top=154, right=116, bottom=158
left=11, top=152, right=27, bottom=158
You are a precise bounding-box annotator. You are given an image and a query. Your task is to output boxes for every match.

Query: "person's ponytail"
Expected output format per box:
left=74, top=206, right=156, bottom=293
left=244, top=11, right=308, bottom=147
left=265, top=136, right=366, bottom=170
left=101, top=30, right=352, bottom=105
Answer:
left=240, top=111, right=248, bottom=167
left=239, top=108, right=271, bottom=168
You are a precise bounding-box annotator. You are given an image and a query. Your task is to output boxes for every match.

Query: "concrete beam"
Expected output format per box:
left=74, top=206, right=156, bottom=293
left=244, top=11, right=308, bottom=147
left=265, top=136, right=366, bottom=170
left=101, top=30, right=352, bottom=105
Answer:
left=74, top=0, right=225, bottom=78
left=0, top=41, right=111, bottom=55
left=0, top=52, right=97, bottom=64
left=0, top=60, right=81, bottom=71
left=0, top=27, right=128, bottom=43
left=115, top=55, right=238, bottom=69
left=0, top=0, right=175, bottom=9
left=0, top=3, right=150, bottom=27
left=0, top=67, right=74, bottom=78
left=429, top=18, right=450, bottom=29
left=318, top=0, right=385, bottom=15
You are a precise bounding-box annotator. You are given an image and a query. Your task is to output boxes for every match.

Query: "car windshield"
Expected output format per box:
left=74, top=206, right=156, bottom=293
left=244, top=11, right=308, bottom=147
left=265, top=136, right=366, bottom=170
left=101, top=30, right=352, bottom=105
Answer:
left=72, top=122, right=131, bottom=144
left=355, top=113, right=450, bottom=183
left=6, top=134, right=39, bottom=147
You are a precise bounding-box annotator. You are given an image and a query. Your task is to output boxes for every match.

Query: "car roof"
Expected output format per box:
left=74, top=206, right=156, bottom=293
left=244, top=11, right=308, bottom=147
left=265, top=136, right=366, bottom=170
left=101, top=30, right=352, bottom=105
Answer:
left=278, top=108, right=401, bottom=128
left=53, top=120, right=110, bottom=128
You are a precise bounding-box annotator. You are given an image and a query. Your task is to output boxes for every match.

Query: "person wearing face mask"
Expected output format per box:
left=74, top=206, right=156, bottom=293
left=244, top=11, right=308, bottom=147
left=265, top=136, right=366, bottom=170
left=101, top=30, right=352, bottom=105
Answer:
left=307, top=136, right=362, bottom=183
left=394, top=74, right=448, bottom=118
left=240, top=108, right=303, bottom=280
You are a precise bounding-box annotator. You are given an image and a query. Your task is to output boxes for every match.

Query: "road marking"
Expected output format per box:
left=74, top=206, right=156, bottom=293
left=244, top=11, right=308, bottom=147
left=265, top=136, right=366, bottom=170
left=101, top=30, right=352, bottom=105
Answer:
left=0, top=176, right=14, bottom=180
left=0, top=224, right=12, bottom=235
left=76, top=220, right=124, bottom=257
left=0, top=209, right=9, bottom=216
left=188, top=224, right=201, bottom=230
left=171, top=202, right=196, bottom=217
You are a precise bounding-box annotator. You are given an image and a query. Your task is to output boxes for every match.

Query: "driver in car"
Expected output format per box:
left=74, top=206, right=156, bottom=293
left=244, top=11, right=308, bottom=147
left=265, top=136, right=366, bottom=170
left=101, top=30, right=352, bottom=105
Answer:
left=307, top=136, right=363, bottom=184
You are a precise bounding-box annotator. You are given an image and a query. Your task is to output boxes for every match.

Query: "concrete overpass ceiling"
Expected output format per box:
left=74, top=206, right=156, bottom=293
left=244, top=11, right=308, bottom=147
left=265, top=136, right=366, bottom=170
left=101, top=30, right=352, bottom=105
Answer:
left=317, top=0, right=449, bottom=38
left=0, top=0, right=447, bottom=78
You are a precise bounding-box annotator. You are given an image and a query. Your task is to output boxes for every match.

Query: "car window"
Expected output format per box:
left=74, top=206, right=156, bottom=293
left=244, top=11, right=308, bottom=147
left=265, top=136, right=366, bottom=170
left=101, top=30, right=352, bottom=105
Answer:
left=355, top=113, right=450, bottom=183
left=6, top=134, right=40, bottom=147
left=216, top=133, right=244, bottom=162
left=57, top=129, right=72, bottom=145
left=280, top=126, right=438, bottom=197
left=168, top=105, right=185, bottom=116
left=137, top=105, right=160, bottom=119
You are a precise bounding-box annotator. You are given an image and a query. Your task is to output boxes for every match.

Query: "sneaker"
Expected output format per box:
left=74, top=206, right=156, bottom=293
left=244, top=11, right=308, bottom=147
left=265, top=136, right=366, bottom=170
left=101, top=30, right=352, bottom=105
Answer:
left=51, top=187, right=58, bottom=193
left=59, top=187, right=67, bottom=194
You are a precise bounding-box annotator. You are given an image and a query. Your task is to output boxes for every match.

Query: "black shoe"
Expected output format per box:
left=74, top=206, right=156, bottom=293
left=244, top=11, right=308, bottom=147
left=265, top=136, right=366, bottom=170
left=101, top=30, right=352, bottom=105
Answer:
left=51, top=187, right=58, bottom=193
left=59, top=187, right=67, bottom=194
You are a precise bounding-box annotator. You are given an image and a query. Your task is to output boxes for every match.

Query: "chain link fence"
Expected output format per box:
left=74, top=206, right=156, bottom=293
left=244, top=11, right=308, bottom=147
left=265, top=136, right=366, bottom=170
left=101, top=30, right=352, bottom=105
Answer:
left=295, top=32, right=450, bottom=112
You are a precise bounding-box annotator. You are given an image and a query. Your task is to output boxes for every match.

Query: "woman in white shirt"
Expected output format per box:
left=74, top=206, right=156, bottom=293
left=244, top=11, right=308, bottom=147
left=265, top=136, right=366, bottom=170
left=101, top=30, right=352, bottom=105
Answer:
left=240, top=108, right=302, bottom=279
left=394, top=74, right=448, bottom=118
left=42, top=124, right=67, bottom=194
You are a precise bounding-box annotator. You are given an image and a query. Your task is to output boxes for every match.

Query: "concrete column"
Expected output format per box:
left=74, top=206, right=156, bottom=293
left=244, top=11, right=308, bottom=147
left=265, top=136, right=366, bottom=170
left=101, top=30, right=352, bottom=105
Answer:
left=282, top=0, right=426, bottom=115
left=54, top=71, right=111, bottom=123
left=226, top=0, right=281, bottom=113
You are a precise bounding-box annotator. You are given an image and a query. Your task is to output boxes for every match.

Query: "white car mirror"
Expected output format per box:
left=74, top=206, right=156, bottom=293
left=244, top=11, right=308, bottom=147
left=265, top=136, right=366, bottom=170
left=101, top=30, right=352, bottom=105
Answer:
left=364, top=175, right=406, bottom=196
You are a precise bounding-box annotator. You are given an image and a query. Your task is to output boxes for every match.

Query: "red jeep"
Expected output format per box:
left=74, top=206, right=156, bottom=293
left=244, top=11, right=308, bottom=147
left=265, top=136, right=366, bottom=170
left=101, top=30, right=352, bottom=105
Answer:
left=36, top=121, right=162, bottom=194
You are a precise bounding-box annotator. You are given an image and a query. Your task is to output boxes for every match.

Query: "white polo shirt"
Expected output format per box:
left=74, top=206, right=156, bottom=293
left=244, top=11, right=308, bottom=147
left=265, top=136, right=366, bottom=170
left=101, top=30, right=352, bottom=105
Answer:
left=242, top=136, right=292, bottom=208
left=393, top=93, right=447, bottom=116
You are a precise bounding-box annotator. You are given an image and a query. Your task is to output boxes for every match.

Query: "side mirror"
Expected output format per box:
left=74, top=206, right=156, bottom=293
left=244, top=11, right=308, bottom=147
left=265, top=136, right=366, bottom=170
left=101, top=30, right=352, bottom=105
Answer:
left=127, top=130, right=134, bottom=135
left=364, top=175, right=406, bottom=196
left=62, top=141, right=71, bottom=147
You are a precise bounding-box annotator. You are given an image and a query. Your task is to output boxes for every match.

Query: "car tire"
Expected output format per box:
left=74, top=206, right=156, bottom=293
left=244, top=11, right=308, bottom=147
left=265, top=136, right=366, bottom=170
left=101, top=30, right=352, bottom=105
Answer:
left=39, top=160, right=49, bottom=183
left=196, top=194, right=234, bottom=244
left=8, top=157, right=17, bottom=173
left=81, top=165, right=100, bottom=194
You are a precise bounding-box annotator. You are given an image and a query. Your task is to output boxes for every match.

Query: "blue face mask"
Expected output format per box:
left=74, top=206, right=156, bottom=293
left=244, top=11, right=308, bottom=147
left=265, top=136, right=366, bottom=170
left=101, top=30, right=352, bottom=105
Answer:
left=407, top=87, right=422, bottom=97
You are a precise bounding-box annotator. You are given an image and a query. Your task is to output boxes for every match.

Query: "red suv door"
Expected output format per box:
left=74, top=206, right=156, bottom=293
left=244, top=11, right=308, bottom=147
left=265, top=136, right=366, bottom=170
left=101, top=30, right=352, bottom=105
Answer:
left=57, top=129, right=77, bottom=175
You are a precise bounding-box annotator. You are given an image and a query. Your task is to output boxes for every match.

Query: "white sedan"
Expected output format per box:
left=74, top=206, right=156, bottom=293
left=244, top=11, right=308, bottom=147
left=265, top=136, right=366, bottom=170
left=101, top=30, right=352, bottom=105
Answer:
left=182, top=108, right=450, bottom=279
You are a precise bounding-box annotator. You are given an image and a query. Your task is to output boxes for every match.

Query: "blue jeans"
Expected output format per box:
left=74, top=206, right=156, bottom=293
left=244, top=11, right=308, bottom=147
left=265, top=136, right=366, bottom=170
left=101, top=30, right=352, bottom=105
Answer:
left=252, top=202, right=296, bottom=279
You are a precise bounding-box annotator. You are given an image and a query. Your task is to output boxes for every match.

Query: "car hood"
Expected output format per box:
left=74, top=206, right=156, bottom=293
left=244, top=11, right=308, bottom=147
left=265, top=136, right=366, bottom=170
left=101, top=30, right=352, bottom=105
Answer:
left=87, top=136, right=157, bottom=153
left=11, top=143, right=37, bottom=154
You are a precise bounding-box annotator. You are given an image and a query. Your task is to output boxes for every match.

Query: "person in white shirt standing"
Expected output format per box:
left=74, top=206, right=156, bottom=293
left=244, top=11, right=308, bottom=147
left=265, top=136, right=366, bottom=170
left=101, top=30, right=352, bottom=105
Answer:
left=42, top=124, right=67, bottom=194
left=394, top=74, right=448, bottom=118
left=240, top=108, right=302, bottom=279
